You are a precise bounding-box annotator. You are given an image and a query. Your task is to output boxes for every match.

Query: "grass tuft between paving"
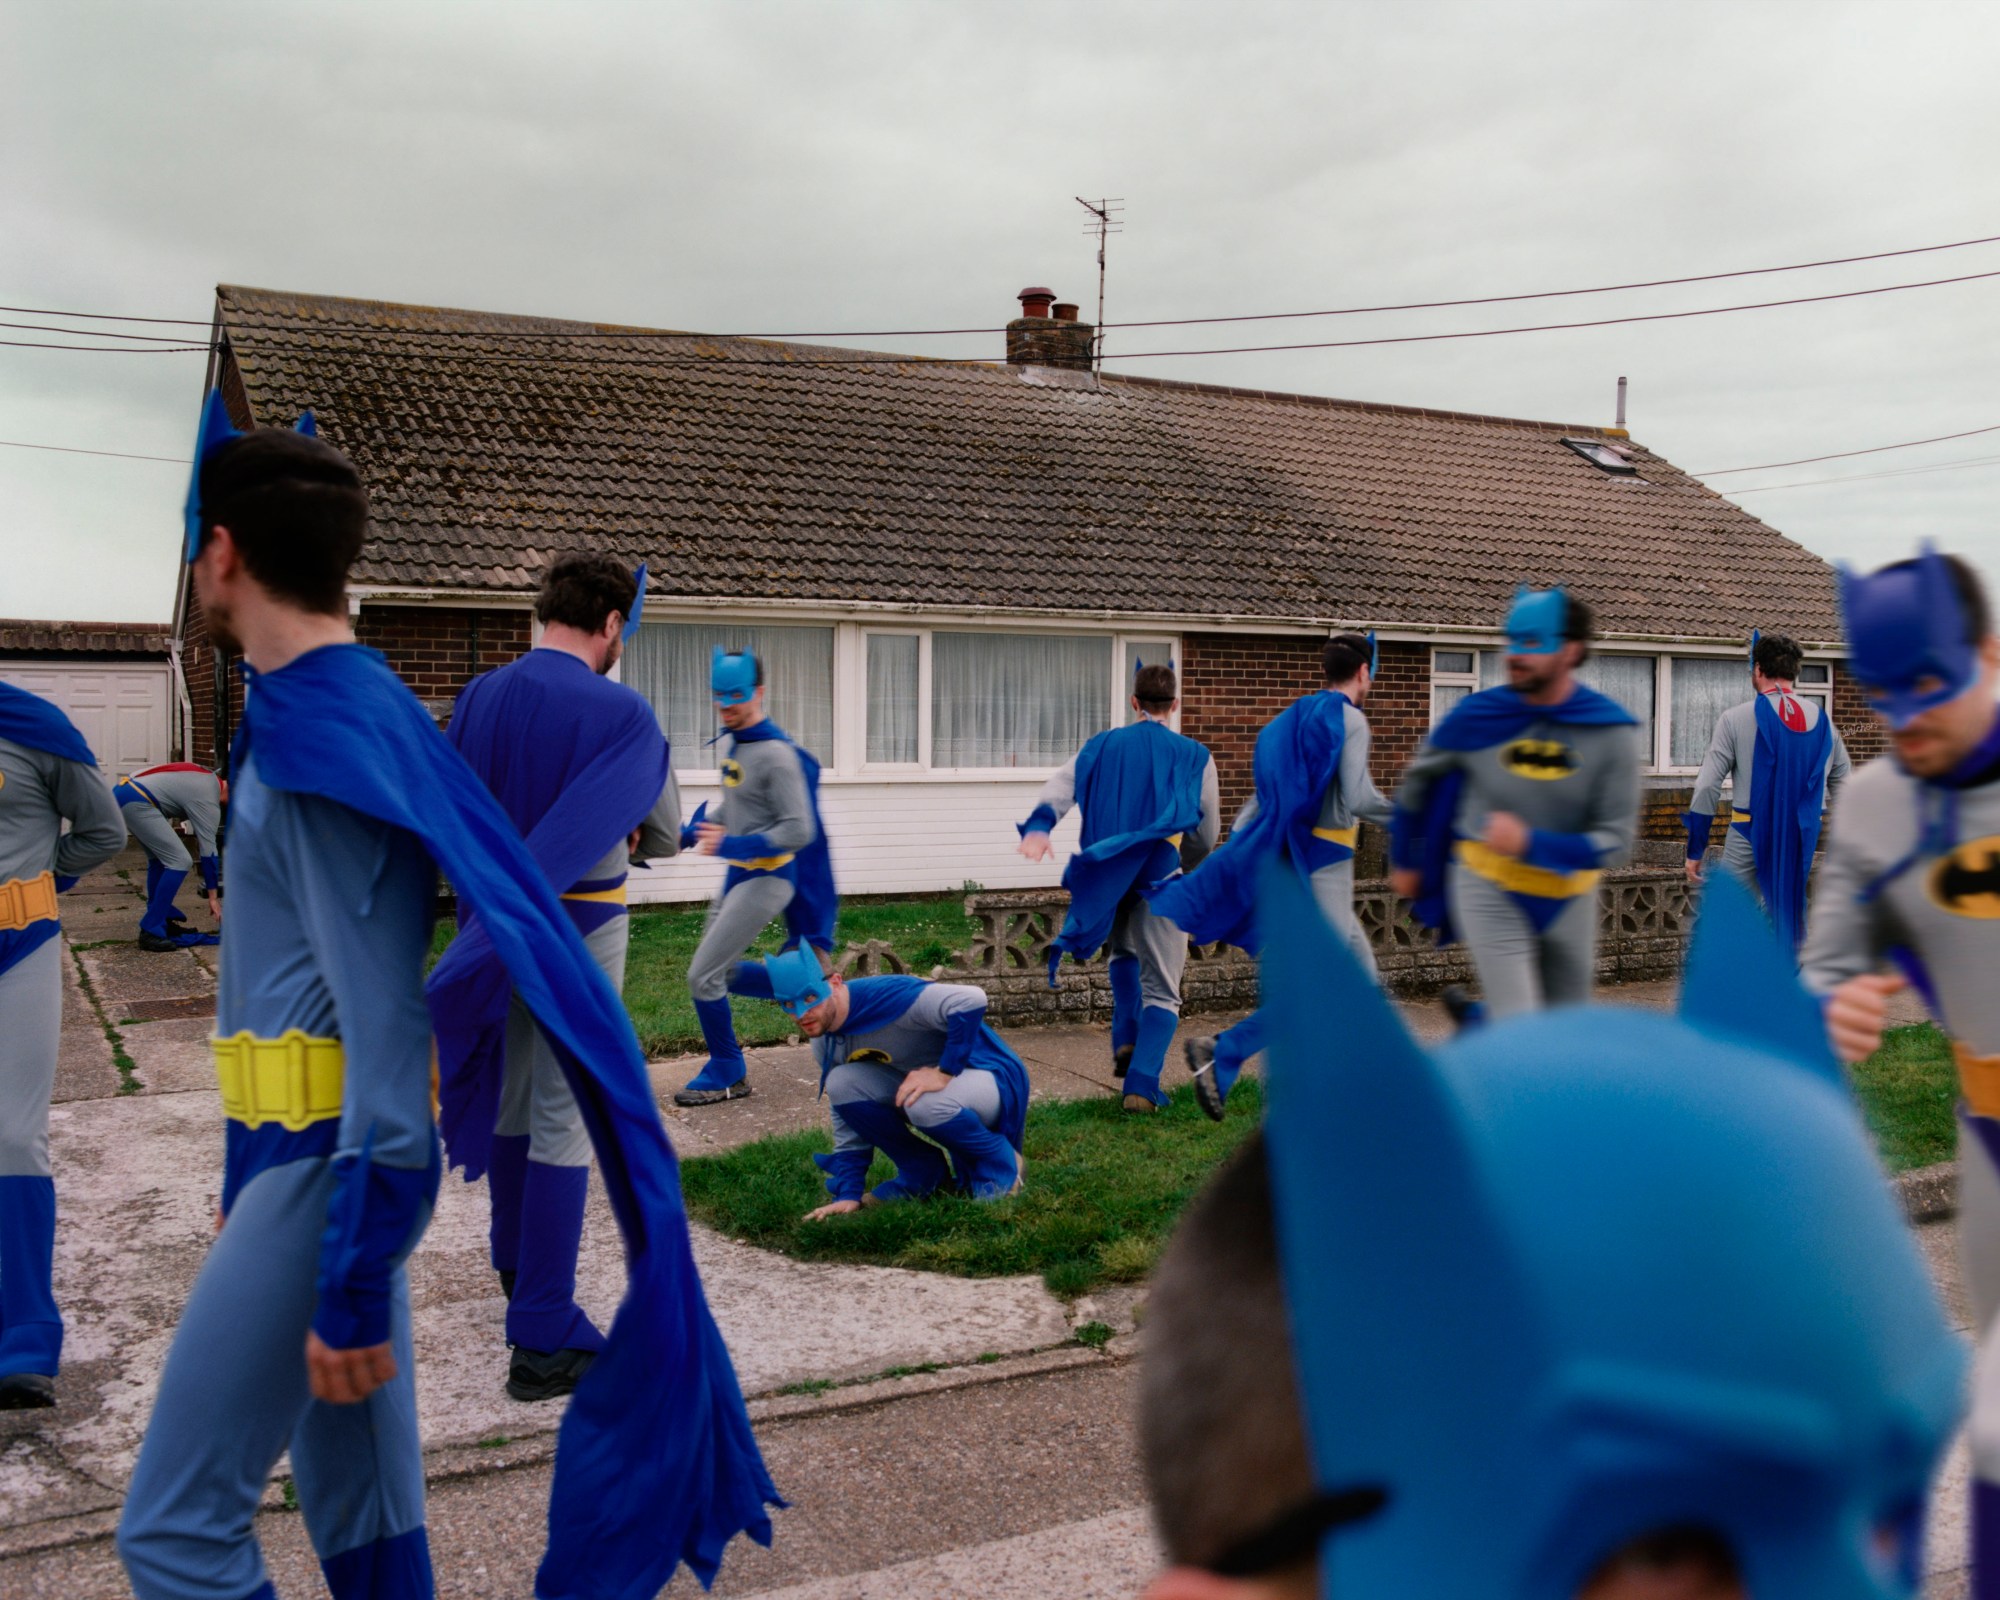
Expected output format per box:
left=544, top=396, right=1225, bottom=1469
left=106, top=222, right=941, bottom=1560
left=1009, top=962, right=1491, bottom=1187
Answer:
left=1851, top=1022, right=1957, bottom=1173
left=682, top=1080, right=1262, bottom=1297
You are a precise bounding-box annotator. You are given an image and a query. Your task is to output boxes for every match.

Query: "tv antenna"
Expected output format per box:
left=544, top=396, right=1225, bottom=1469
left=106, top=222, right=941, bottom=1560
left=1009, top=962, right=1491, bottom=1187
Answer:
left=1076, top=197, right=1124, bottom=371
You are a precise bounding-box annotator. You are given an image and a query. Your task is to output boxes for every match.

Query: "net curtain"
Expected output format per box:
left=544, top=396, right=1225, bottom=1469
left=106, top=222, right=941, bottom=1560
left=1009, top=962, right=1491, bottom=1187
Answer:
left=931, top=632, right=1112, bottom=769
left=624, top=622, right=834, bottom=771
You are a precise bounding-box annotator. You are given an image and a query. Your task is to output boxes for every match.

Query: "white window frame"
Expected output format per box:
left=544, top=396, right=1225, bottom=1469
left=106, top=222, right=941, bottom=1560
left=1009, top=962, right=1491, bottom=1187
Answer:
left=1429, top=644, right=1839, bottom=778
left=855, top=627, right=930, bottom=773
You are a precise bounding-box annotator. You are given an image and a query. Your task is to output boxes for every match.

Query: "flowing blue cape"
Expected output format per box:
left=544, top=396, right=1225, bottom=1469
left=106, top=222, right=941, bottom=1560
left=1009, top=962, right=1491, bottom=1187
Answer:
left=727, top=721, right=837, bottom=953
left=1046, top=721, right=1211, bottom=979
left=431, top=649, right=670, bottom=1178
left=1147, top=693, right=1349, bottom=955
left=1745, top=693, right=1832, bottom=951
left=236, top=645, right=776, bottom=1599
left=0, top=682, right=99, bottom=975
left=832, top=975, right=1030, bottom=1152
left=1392, top=684, right=1636, bottom=944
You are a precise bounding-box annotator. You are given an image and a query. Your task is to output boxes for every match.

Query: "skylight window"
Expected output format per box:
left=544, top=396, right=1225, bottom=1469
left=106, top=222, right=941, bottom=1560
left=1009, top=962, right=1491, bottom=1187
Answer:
left=1560, top=437, right=1639, bottom=475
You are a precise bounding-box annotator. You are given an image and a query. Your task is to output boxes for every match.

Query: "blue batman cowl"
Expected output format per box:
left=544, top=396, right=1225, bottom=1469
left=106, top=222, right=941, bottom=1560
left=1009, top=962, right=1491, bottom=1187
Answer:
left=1259, top=868, right=1965, bottom=1600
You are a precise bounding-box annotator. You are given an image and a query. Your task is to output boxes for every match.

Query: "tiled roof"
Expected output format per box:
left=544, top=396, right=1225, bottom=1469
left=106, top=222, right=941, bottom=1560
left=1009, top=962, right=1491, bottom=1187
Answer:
left=214, top=284, right=1842, bottom=642
left=0, top=619, right=171, bottom=657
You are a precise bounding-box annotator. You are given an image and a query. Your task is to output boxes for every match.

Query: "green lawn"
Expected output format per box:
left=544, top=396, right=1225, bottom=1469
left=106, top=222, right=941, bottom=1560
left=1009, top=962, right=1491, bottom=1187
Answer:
left=1851, top=1022, right=1958, bottom=1173
left=432, top=896, right=979, bottom=1057
left=681, top=1081, right=1263, bottom=1297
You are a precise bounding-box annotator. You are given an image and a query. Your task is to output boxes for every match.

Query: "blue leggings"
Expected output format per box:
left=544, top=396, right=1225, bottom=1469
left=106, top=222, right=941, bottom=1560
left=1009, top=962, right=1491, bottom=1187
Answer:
left=118, top=1157, right=432, bottom=1600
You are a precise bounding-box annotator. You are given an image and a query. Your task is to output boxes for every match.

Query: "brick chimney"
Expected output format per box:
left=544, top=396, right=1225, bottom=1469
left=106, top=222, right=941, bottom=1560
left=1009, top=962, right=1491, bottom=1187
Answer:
left=1006, top=286, right=1095, bottom=371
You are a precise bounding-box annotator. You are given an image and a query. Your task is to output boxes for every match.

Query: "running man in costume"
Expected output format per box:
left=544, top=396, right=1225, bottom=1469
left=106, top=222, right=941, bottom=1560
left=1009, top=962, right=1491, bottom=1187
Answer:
left=439, top=551, right=680, bottom=1402
left=674, top=647, right=835, bottom=1107
left=1150, top=633, right=1391, bottom=1118
left=733, top=949, right=1027, bottom=1209
left=0, top=683, right=124, bottom=1409
left=1018, top=660, right=1219, bottom=1113
left=1135, top=868, right=1962, bottom=1600
left=1796, top=547, right=2000, bottom=1593
left=1391, top=588, right=1640, bottom=1021
left=119, top=397, right=775, bottom=1600
left=117, top=761, right=225, bottom=950
left=1684, top=629, right=1851, bottom=949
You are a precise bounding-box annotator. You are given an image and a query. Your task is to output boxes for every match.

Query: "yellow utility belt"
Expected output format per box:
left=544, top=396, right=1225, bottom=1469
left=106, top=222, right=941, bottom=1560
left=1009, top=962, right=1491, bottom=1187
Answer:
left=1312, top=825, right=1360, bottom=849
left=1455, top=839, right=1601, bottom=900
left=561, top=884, right=628, bottom=905
left=0, top=872, right=59, bottom=933
left=214, top=1030, right=344, bottom=1131
left=1955, top=1042, right=2000, bottom=1120
left=1731, top=809, right=1753, bottom=824
left=736, top=852, right=796, bottom=873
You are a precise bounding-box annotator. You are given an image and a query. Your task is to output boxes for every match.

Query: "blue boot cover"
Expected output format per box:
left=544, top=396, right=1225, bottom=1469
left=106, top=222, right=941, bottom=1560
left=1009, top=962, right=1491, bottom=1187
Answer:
left=0, top=1175, right=62, bottom=1376
left=1122, top=1006, right=1179, bottom=1107
left=810, top=1147, right=873, bottom=1203
left=836, top=1099, right=950, bottom=1201
left=683, top=996, right=747, bottom=1092
left=319, top=1523, right=433, bottom=1600
left=485, top=1133, right=529, bottom=1276
left=923, top=1109, right=1020, bottom=1200
left=505, top=1161, right=603, bottom=1354
left=140, top=866, right=188, bottom=939
left=1107, top=955, right=1142, bottom=1056
left=144, top=857, right=162, bottom=904
left=1210, top=1010, right=1264, bottom=1103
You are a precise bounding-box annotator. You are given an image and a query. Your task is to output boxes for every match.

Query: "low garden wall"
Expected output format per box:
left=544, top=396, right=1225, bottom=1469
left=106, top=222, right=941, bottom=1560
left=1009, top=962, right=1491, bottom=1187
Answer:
left=831, top=842, right=1700, bottom=1026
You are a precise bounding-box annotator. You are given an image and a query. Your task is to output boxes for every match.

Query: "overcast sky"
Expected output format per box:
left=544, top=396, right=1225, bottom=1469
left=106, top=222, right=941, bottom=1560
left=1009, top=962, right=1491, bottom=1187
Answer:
left=5, top=0, right=1998, bottom=624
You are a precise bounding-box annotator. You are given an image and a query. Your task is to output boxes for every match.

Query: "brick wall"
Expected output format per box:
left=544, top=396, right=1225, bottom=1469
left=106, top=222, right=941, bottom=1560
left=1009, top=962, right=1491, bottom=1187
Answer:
left=180, top=587, right=244, bottom=769
left=1832, top=661, right=1887, bottom=765
left=1180, top=634, right=1430, bottom=823
left=354, top=605, right=532, bottom=718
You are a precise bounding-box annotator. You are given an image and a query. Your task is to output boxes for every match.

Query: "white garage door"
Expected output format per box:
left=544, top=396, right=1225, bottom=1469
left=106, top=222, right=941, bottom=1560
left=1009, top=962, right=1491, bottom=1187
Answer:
left=0, top=662, right=170, bottom=775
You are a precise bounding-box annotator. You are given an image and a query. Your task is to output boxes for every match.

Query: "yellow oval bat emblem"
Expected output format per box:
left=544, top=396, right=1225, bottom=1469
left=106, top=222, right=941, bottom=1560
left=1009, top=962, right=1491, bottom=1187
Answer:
left=846, top=1048, right=893, bottom=1065
left=720, top=758, right=744, bottom=788
left=1928, top=835, right=2000, bottom=919
left=1501, top=737, right=1577, bottom=781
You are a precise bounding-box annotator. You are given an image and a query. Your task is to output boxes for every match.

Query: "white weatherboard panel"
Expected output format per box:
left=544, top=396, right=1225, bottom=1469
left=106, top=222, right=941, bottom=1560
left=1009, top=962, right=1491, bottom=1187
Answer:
left=0, top=663, right=170, bottom=775
left=627, top=779, right=1085, bottom=904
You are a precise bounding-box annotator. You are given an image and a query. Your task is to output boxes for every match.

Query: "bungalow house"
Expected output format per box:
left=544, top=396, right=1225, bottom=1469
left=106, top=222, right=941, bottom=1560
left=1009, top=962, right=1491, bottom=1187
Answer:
left=172, top=283, right=1872, bottom=903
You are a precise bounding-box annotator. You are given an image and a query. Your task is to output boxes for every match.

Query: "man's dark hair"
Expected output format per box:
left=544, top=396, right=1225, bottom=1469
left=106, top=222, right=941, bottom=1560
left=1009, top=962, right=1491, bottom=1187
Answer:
left=1134, top=663, right=1177, bottom=712
left=1563, top=594, right=1595, bottom=664
left=1752, top=631, right=1804, bottom=683
left=1322, top=632, right=1371, bottom=685
left=1140, top=1133, right=1312, bottom=1571
left=199, top=430, right=368, bottom=615
left=536, top=551, right=640, bottom=633
left=1878, top=553, right=1992, bottom=641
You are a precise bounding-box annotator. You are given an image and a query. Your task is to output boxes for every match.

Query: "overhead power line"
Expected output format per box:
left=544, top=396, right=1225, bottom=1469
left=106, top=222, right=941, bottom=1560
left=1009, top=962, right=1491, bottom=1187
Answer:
left=1695, top=422, right=2000, bottom=476
left=5, top=226, right=2000, bottom=343
left=0, top=337, right=208, bottom=354
left=1723, top=452, right=2000, bottom=495
left=0, top=438, right=188, bottom=464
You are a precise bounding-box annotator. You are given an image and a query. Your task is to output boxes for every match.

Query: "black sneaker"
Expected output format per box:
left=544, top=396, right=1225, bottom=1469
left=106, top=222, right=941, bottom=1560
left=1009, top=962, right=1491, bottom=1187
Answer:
left=1185, top=1037, right=1226, bottom=1123
left=673, top=1080, right=753, bottom=1108
left=0, top=1373, right=56, bottom=1410
left=1112, top=1044, right=1133, bottom=1080
left=506, top=1345, right=595, bottom=1403
left=136, top=931, right=183, bottom=953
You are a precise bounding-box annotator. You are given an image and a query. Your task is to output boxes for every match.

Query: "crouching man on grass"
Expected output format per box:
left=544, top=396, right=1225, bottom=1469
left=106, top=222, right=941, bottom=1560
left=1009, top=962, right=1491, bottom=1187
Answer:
left=729, top=950, right=1028, bottom=1215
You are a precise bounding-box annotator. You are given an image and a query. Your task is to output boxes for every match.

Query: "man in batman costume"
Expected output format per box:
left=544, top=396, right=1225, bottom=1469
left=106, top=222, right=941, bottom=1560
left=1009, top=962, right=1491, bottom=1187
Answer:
left=1685, top=628, right=1851, bottom=949
left=1018, top=659, right=1219, bottom=1112
left=1135, top=867, right=1963, bottom=1600
left=116, top=760, right=226, bottom=950
left=1391, top=588, right=1640, bottom=1020
left=118, top=398, right=776, bottom=1600
left=433, top=550, right=681, bottom=1403
left=1800, top=545, right=2000, bottom=1595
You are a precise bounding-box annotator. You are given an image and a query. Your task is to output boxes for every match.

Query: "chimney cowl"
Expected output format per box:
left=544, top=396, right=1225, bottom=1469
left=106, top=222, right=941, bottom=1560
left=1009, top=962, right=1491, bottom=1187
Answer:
left=1051, top=302, right=1080, bottom=322
left=1017, top=287, right=1057, bottom=318
left=1006, top=285, right=1094, bottom=371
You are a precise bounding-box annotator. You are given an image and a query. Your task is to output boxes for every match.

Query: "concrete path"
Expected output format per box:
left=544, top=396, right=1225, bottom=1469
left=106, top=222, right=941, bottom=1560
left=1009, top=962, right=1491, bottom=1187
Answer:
left=0, top=849, right=1964, bottom=1597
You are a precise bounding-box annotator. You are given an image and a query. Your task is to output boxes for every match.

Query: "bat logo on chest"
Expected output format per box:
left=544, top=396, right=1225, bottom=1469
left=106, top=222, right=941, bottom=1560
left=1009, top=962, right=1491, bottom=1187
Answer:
left=1928, top=836, right=2000, bottom=918
left=846, top=1048, right=894, bottom=1065
left=720, top=759, right=744, bottom=788
left=1500, top=738, right=1578, bottom=780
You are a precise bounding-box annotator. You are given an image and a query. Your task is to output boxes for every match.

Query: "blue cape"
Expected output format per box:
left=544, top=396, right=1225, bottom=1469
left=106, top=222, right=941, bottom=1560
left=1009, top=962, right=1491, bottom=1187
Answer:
left=1394, top=684, right=1636, bottom=944
left=1046, top=721, right=1211, bottom=978
left=432, top=648, right=671, bottom=1177
left=1147, top=693, right=1348, bottom=955
left=1745, top=692, right=1833, bottom=951
left=728, top=721, right=837, bottom=953
left=828, top=975, right=1030, bottom=1153
left=0, top=681, right=96, bottom=766
left=236, top=645, right=776, bottom=1599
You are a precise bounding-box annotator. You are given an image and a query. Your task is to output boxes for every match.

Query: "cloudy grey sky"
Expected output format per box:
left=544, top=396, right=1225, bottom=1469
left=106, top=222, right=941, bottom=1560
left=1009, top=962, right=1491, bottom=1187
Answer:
left=4, top=0, right=1998, bottom=623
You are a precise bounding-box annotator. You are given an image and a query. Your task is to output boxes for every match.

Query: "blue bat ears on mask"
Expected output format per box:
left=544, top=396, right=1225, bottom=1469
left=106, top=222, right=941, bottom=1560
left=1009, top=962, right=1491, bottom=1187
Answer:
left=1504, top=586, right=1568, bottom=655
left=182, top=398, right=321, bottom=562
left=711, top=645, right=758, bottom=705
left=1367, top=631, right=1379, bottom=676
left=1838, top=542, right=1980, bottom=730
left=1748, top=627, right=1761, bottom=666
left=624, top=562, right=648, bottom=640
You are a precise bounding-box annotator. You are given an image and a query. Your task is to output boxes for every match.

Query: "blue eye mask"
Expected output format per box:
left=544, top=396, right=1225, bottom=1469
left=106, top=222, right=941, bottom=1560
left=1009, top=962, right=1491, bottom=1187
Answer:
left=1839, top=544, right=1980, bottom=730
left=711, top=647, right=758, bottom=706
left=763, top=947, right=832, bottom=1018
left=1504, top=586, right=1568, bottom=655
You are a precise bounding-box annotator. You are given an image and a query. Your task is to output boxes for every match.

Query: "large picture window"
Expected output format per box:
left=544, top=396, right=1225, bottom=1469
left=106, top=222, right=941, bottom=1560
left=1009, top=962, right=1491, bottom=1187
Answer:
left=931, top=632, right=1113, bottom=768
left=625, top=622, right=834, bottom=770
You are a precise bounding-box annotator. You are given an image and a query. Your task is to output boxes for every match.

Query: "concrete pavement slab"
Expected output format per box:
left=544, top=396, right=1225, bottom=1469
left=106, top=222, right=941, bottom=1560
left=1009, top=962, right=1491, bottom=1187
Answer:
left=105, top=1016, right=217, bottom=1096
left=74, top=941, right=214, bottom=1011
left=55, top=942, right=122, bottom=1104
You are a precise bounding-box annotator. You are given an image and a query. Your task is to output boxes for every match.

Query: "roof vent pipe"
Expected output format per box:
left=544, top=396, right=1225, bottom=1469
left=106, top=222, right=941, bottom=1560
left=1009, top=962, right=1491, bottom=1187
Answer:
left=1052, top=302, right=1080, bottom=322
left=1018, top=287, right=1057, bottom=318
left=1615, top=375, right=1627, bottom=429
